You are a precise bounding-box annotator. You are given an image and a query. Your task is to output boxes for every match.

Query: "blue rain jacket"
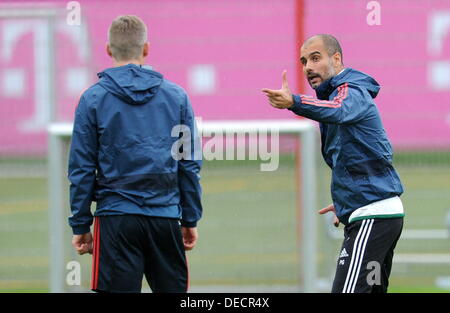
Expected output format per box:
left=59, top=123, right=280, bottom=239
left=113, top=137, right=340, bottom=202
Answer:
left=289, top=68, right=404, bottom=225
left=68, top=64, right=202, bottom=235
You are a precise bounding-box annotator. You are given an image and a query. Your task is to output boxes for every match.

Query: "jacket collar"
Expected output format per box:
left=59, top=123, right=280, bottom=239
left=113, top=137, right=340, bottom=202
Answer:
left=315, top=68, right=351, bottom=100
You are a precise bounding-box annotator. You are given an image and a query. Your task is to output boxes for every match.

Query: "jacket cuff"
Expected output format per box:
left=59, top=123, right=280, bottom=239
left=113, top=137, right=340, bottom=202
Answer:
left=72, top=225, right=91, bottom=235
left=180, top=220, right=197, bottom=228
left=288, top=94, right=303, bottom=115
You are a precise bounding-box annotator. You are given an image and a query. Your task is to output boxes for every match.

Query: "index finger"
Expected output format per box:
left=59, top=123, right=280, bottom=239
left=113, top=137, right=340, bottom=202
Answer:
left=261, top=88, right=278, bottom=95
left=318, top=204, right=335, bottom=214
left=262, top=89, right=284, bottom=98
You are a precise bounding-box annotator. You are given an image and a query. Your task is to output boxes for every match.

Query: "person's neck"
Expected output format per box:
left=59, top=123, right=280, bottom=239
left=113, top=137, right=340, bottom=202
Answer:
left=113, top=59, right=144, bottom=67
left=335, top=67, right=345, bottom=76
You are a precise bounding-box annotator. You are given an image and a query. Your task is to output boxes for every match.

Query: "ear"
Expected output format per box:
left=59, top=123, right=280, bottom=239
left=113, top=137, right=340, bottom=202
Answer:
left=106, top=44, right=113, bottom=58
left=143, top=42, right=149, bottom=58
left=333, top=52, right=342, bottom=66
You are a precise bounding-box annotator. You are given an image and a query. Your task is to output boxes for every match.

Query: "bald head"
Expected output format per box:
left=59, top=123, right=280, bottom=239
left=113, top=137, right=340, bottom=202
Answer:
left=303, top=34, right=343, bottom=65
left=300, top=34, right=345, bottom=89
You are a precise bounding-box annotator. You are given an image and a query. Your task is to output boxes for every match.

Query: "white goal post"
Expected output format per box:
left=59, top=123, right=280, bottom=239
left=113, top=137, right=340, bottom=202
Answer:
left=47, top=119, right=318, bottom=293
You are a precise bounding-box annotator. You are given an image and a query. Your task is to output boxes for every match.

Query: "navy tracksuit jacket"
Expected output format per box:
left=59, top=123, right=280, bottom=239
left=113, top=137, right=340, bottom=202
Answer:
left=68, top=64, right=202, bottom=235
left=289, top=68, right=404, bottom=225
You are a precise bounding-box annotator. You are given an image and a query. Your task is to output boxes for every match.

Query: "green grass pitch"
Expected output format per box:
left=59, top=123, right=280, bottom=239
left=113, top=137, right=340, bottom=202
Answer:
left=0, top=154, right=449, bottom=293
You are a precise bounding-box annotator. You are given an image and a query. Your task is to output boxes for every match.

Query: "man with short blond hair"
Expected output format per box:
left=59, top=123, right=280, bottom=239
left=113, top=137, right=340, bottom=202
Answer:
left=107, top=15, right=148, bottom=61
left=68, top=15, right=202, bottom=293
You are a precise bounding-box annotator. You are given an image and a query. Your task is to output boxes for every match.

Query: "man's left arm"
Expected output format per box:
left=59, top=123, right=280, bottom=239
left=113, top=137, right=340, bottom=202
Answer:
left=177, top=93, right=203, bottom=250
left=68, top=94, right=98, bottom=250
left=178, top=94, right=203, bottom=227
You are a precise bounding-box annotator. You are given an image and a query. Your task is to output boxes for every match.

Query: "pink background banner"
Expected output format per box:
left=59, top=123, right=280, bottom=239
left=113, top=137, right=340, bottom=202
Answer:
left=0, top=0, right=449, bottom=155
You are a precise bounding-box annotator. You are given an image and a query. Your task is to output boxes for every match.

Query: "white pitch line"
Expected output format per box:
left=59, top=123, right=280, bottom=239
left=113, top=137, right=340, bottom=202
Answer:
left=394, top=253, right=450, bottom=264
left=328, top=228, right=449, bottom=240
left=400, top=229, right=449, bottom=239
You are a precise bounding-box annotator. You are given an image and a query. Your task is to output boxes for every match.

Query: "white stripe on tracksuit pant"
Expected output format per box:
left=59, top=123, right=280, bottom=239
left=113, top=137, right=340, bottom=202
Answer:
left=331, top=217, right=403, bottom=293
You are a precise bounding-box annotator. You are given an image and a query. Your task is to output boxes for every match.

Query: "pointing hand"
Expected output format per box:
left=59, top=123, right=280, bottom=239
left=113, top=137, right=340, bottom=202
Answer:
left=262, top=70, right=294, bottom=109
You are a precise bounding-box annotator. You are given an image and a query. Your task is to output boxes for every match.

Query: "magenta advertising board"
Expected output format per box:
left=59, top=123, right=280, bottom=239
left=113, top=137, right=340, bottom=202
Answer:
left=0, top=0, right=449, bottom=155
left=304, top=0, right=450, bottom=149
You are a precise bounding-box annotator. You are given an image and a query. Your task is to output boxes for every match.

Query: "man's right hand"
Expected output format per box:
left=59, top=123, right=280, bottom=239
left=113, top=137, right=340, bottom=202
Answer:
left=181, top=227, right=198, bottom=251
left=262, top=70, right=294, bottom=109
left=72, top=233, right=93, bottom=255
left=318, top=204, right=340, bottom=227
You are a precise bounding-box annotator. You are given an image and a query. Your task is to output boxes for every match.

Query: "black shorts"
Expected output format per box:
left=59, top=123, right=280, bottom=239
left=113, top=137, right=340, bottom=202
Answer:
left=91, top=215, right=188, bottom=293
left=331, top=217, right=403, bottom=293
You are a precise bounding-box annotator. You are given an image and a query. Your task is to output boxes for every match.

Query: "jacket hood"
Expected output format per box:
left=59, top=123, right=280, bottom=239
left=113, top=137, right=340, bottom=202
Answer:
left=97, top=64, right=163, bottom=105
left=316, top=68, right=380, bottom=100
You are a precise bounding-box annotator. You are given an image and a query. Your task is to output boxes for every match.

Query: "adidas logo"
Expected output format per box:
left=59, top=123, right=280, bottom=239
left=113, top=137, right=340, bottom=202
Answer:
left=339, top=248, right=349, bottom=258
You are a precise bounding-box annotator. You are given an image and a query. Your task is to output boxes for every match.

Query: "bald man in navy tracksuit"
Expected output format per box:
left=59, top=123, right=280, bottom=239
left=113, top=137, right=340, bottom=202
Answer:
left=263, top=34, right=404, bottom=293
